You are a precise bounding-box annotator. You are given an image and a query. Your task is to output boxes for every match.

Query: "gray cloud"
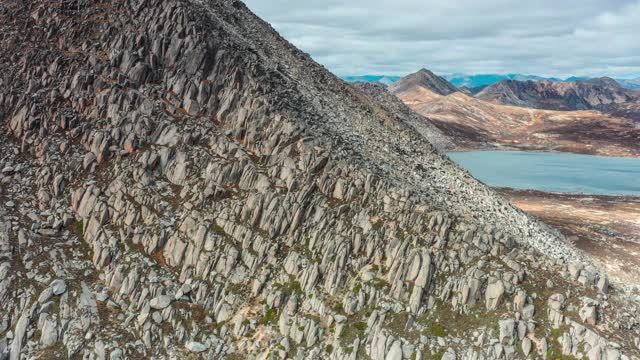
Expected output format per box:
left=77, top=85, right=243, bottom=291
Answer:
left=243, top=0, right=640, bottom=78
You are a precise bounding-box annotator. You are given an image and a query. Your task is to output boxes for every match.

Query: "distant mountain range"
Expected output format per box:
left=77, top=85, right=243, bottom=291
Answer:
left=340, top=75, right=401, bottom=86
left=344, top=73, right=640, bottom=90
left=388, top=69, right=640, bottom=157
left=618, top=78, right=640, bottom=90
left=475, top=77, right=637, bottom=112
left=444, top=74, right=583, bottom=88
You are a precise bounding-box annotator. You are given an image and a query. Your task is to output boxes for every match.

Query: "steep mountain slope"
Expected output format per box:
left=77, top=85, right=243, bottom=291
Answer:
left=389, top=69, right=458, bottom=96
left=0, top=1, right=639, bottom=360
left=353, top=82, right=454, bottom=151
left=476, top=78, right=638, bottom=112
left=396, top=86, right=640, bottom=157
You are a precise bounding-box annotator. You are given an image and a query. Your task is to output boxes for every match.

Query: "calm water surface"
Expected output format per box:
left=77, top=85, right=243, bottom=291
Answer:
left=447, top=151, right=640, bottom=196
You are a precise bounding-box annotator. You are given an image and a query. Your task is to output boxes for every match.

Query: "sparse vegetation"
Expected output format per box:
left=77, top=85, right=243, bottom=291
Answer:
left=352, top=283, right=362, bottom=294
left=259, top=308, right=279, bottom=326
left=371, top=219, right=384, bottom=230
left=430, top=323, right=447, bottom=337
left=339, top=320, right=368, bottom=347
left=72, top=219, right=84, bottom=235
left=369, top=277, right=388, bottom=290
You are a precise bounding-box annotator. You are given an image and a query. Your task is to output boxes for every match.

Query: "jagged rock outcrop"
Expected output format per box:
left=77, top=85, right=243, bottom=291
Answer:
left=0, top=1, right=639, bottom=360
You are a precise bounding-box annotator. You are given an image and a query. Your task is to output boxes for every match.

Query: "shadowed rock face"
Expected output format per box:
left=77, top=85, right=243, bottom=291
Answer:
left=0, top=1, right=639, bottom=359
left=389, top=68, right=459, bottom=96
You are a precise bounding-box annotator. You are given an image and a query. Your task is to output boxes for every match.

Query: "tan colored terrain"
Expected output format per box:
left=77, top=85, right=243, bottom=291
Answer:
left=499, top=189, right=640, bottom=285
left=397, top=87, right=640, bottom=157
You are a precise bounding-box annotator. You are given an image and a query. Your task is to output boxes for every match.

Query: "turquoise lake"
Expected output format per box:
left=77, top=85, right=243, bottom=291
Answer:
left=447, top=151, right=640, bottom=196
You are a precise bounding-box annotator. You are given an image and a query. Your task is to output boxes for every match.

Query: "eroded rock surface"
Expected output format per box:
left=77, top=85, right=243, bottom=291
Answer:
left=0, top=0, right=638, bottom=359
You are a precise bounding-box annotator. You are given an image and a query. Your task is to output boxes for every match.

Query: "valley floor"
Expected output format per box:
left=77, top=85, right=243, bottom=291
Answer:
left=498, top=188, right=640, bottom=286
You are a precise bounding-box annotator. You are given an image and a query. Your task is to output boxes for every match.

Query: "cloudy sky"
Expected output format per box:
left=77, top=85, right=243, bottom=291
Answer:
left=243, top=0, right=640, bottom=78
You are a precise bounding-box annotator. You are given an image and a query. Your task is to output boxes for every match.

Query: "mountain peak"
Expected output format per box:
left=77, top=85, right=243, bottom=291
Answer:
left=389, top=68, right=459, bottom=95
left=417, top=68, right=436, bottom=76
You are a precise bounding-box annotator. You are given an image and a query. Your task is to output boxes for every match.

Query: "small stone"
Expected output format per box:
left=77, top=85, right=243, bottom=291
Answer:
left=38, top=287, right=53, bottom=304
left=149, top=295, right=172, bottom=310
left=83, top=153, right=97, bottom=170
left=51, top=279, right=67, bottom=295
left=53, top=175, right=65, bottom=196
left=522, top=338, right=532, bottom=356
left=522, top=304, right=535, bottom=320
left=579, top=299, right=598, bottom=326
left=597, top=276, right=609, bottom=294
left=185, top=341, right=208, bottom=353
left=334, top=314, right=347, bottom=323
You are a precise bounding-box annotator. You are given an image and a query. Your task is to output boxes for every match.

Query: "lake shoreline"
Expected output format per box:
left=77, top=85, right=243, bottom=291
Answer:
left=448, top=150, right=640, bottom=196
left=496, top=187, right=640, bottom=201
left=448, top=150, right=640, bottom=283
left=447, top=146, right=640, bottom=159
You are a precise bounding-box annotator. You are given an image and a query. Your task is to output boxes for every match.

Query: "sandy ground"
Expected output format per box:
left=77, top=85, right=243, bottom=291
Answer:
left=498, top=188, right=640, bottom=285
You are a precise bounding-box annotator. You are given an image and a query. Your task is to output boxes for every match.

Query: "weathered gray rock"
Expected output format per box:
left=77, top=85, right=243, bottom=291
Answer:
left=149, top=295, right=172, bottom=310
left=386, top=340, right=403, bottom=360
left=522, top=337, right=532, bottom=356
left=51, top=279, right=67, bottom=295
left=185, top=341, right=208, bottom=353
left=485, top=278, right=505, bottom=310
left=597, top=276, right=609, bottom=294
left=83, top=153, right=97, bottom=170
left=38, top=287, right=53, bottom=304
left=499, top=319, right=516, bottom=345
left=40, top=318, right=58, bottom=346
left=0, top=1, right=637, bottom=360
left=579, top=299, right=599, bottom=326
left=548, top=293, right=566, bottom=328
left=9, top=310, right=29, bottom=360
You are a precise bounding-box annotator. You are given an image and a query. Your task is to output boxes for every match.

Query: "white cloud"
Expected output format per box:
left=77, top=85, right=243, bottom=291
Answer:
left=243, top=0, right=640, bottom=78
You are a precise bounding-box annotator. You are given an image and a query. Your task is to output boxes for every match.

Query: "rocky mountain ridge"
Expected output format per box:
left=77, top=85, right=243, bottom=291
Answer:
left=446, top=74, right=566, bottom=89
left=0, top=1, right=639, bottom=360
left=343, top=73, right=640, bottom=93
left=475, top=78, right=639, bottom=113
